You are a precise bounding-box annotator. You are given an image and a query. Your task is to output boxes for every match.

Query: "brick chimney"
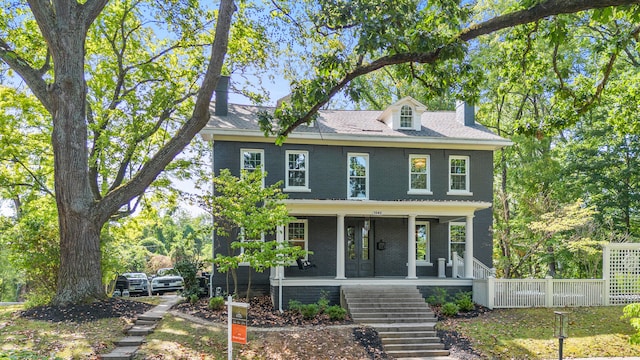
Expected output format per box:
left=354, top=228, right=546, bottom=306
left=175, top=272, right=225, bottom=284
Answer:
left=455, top=100, right=475, bottom=126
left=215, top=76, right=229, bottom=116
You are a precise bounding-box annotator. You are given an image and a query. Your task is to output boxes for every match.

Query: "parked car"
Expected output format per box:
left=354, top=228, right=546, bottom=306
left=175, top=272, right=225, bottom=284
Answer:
left=122, top=272, right=149, bottom=296
left=150, top=268, right=184, bottom=295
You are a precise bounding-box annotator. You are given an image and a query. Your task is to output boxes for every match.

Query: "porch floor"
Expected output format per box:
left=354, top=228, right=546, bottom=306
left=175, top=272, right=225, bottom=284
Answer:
left=269, top=276, right=472, bottom=287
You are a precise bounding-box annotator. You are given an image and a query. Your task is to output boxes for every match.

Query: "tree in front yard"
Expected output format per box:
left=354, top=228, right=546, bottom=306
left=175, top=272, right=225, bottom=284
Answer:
left=203, top=168, right=304, bottom=300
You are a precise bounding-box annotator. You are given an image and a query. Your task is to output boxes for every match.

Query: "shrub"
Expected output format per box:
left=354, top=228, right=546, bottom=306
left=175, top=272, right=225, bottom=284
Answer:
left=426, top=287, right=448, bottom=306
left=455, top=292, right=475, bottom=312
left=208, top=296, right=225, bottom=311
left=300, top=303, right=320, bottom=319
left=317, top=291, right=330, bottom=312
left=325, top=305, right=347, bottom=321
left=288, top=299, right=303, bottom=312
left=189, top=293, right=199, bottom=304
left=441, top=302, right=460, bottom=317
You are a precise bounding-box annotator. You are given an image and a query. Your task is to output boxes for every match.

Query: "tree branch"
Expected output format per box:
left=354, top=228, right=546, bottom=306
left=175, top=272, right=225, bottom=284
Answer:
left=278, top=0, right=640, bottom=137
left=96, top=0, right=236, bottom=223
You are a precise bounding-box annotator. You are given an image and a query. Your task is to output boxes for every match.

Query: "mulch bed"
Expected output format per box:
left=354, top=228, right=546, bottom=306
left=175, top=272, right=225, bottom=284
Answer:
left=19, top=297, right=154, bottom=323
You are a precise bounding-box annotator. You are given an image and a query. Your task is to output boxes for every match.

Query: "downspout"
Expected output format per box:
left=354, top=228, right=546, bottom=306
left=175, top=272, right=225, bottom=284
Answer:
left=209, top=139, right=216, bottom=298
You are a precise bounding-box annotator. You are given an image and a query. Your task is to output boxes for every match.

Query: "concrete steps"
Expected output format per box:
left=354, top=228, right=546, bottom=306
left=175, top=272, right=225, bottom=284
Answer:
left=342, top=285, right=449, bottom=359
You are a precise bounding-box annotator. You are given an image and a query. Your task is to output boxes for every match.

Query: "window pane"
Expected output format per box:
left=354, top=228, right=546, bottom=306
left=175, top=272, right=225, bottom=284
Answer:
left=361, top=228, right=369, bottom=260
left=347, top=226, right=356, bottom=260
left=451, top=174, right=466, bottom=190
left=349, top=156, right=367, bottom=176
left=411, top=157, right=427, bottom=173
left=411, top=174, right=427, bottom=190
left=400, top=105, right=413, bottom=127
left=416, top=224, right=428, bottom=261
left=451, top=224, right=466, bottom=243
left=349, top=178, right=367, bottom=198
left=243, top=151, right=262, bottom=171
left=288, top=170, right=306, bottom=187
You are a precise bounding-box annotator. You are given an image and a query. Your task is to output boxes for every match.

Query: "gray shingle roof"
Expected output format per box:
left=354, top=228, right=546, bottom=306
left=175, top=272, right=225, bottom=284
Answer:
left=205, top=103, right=509, bottom=143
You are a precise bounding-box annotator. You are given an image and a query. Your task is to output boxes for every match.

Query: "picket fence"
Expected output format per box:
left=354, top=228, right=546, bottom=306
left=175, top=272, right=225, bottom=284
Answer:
left=472, top=243, right=640, bottom=309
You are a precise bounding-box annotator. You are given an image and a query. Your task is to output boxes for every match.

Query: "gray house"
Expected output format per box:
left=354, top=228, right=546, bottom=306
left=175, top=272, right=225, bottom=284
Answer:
left=200, top=79, right=511, bottom=307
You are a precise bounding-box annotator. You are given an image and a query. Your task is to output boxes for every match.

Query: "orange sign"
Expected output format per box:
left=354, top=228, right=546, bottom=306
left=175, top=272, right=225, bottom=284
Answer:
left=231, top=323, right=247, bottom=344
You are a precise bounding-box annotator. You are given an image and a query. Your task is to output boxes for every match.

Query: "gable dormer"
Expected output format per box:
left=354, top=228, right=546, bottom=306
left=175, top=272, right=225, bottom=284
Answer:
left=377, top=96, right=426, bottom=131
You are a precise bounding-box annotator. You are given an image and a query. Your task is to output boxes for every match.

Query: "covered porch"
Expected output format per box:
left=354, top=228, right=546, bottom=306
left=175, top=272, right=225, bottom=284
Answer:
left=274, top=199, right=493, bottom=281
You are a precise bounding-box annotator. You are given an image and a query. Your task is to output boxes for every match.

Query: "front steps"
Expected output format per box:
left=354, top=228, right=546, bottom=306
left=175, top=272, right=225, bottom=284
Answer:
left=342, top=286, right=450, bottom=359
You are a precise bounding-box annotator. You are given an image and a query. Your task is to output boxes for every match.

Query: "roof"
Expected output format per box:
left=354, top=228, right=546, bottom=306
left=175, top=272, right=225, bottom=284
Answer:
left=201, top=103, right=512, bottom=150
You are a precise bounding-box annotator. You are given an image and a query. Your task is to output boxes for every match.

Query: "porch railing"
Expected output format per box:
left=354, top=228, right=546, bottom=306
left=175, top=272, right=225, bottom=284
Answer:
left=451, top=252, right=494, bottom=279
left=473, top=277, right=607, bottom=309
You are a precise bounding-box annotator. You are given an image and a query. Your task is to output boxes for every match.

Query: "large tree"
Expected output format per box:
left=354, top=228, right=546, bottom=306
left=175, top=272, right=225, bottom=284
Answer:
left=1, top=0, right=639, bottom=305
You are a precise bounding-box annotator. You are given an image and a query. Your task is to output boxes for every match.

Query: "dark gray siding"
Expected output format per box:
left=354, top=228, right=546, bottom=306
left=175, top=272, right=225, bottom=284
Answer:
left=271, top=286, right=341, bottom=307
left=285, top=216, right=336, bottom=277
left=214, top=141, right=494, bottom=202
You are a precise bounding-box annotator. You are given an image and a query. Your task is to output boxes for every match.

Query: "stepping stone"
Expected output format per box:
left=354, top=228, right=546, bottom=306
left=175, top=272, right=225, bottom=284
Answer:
left=100, top=345, right=138, bottom=360
left=114, top=336, right=145, bottom=347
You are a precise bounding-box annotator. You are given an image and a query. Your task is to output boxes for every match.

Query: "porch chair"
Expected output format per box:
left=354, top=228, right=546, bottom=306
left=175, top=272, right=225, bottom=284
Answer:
left=296, top=257, right=316, bottom=270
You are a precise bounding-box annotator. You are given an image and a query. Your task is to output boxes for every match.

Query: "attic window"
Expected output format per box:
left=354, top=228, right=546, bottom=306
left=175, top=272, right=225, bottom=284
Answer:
left=400, top=105, right=413, bottom=128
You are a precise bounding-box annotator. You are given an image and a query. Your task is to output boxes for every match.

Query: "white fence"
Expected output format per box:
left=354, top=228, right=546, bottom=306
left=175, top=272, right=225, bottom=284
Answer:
left=473, top=278, right=607, bottom=309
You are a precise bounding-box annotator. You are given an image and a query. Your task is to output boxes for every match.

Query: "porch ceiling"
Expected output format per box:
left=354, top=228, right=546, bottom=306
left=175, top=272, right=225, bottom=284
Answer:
left=282, top=199, right=491, bottom=217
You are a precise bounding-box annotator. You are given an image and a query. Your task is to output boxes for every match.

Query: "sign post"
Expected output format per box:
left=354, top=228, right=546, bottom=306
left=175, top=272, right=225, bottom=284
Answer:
left=226, top=296, right=249, bottom=360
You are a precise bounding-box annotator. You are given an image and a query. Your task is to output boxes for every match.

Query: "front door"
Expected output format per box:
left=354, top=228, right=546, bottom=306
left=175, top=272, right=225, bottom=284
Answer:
left=345, top=220, right=374, bottom=277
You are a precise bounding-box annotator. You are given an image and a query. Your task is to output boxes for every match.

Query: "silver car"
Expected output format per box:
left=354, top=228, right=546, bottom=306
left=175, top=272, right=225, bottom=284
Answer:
left=122, top=272, right=149, bottom=296
left=150, top=268, right=184, bottom=295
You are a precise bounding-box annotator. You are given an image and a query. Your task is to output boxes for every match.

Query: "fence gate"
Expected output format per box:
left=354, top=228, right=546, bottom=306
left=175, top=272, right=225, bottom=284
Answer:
left=604, top=243, right=640, bottom=305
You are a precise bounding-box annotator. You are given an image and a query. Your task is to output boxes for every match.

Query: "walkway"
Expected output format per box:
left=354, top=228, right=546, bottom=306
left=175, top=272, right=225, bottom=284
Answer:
left=100, top=295, right=181, bottom=360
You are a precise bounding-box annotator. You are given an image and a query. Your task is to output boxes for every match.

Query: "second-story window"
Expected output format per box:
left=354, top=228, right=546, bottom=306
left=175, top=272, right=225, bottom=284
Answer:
left=241, top=148, right=264, bottom=186
left=348, top=153, right=369, bottom=199
left=448, top=155, right=471, bottom=195
left=285, top=150, right=309, bottom=191
left=409, top=154, right=431, bottom=194
left=400, top=104, right=413, bottom=128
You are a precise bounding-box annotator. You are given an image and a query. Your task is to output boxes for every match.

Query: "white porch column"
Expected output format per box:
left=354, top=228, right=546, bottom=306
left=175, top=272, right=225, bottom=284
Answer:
left=465, top=214, right=474, bottom=278
left=407, top=214, right=417, bottom=279
left=336, top=214, right=346, bottom=279
left=276, top=225, right=285, bottom=280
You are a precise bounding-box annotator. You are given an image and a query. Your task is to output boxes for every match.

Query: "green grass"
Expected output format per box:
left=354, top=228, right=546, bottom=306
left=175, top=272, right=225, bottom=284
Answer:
left=438, top=306, right=640, bottom=359
left=0, top=304, right=129, bottom=359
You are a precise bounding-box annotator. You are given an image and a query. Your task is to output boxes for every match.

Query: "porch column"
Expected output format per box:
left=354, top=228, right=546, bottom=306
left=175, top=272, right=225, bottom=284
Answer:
left=336, top=214, right=346, bottom=279
left=276, top=225, right=285, bottom=280
left=465, top=214, right=474, bottom=278
left=407, top=214, right=417, bottom=279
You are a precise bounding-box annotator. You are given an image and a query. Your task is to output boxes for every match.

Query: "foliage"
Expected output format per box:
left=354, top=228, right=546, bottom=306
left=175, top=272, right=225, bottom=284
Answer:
left=426, top=287, right=449, bottom=306
left=208, top=296, right=225, bottom=311
left=203, top=168, right=304, bottom=299
left=441, top=302, right=460, bottom=317
left=299, top=303, right=320, bottom=320
left=623, top=303, right=640, bottom=344
left=173, top=258, right=204, bottom=299
left=325, top=305, right=347, bottom=321
left=288, top=299, right=302, bottom=312
left=455, top=292, right=475, bottom=312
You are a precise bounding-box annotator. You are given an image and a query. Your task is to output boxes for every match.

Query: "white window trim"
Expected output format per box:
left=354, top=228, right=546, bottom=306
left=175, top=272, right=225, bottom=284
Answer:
left=408, top=154, right=432, bottom=195
left=347, top=153, right=369, bottom=200
left=399, top=104, right=414, bottom=129
left=284, top=150, right=310, bottom=192
left=416, top=221, right=432, bottom=266
left=240, top=148, right=265, bottom=187
left=447, top=155, right=473, bottom=196
left=447, top=222, right=466, bottom=266
left=239, top=229, right=265, bottom=266
left=286, top=219, right=309, bottom=261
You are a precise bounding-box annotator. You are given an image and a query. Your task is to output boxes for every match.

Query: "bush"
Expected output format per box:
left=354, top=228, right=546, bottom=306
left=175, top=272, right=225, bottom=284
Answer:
left=317, top=291, right=330, bottom=312
left=325, top=305, right=347, bottom=321
left=441, top=302, right=460, bottom=317
left=208, top=296, right=225, bottom=311
left=455, top=292, right=475, bottom=312
left=426, top=287, right=448, bottom=306
left=288, top=299, right=303, bottom=312
left=189, top=293, right=199, bottom=304
left=300, top=303, right=320, bottom=319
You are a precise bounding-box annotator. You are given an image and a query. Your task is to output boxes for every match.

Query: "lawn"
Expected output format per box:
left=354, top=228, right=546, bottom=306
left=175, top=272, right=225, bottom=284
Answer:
left=438, top=306, right=640, bottom=359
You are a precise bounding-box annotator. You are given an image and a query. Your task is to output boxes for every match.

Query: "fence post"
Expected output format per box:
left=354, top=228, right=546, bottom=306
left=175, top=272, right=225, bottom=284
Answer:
left=487, top=276, right=495, bottom=309
left=545, top=276, right=554, bottom=307
left=603, top=245, right=610, bottom=306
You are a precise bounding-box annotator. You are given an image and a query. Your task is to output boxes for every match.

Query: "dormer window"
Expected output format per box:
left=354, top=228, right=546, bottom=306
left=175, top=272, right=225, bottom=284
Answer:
left=400, top=105, right=413, bottom=128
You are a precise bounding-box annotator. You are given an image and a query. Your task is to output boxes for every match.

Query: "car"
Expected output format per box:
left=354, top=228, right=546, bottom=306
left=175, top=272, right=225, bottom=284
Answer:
left=121, top=272, right=149, bottom=296
left=150, top=268, right=184, bottom=295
